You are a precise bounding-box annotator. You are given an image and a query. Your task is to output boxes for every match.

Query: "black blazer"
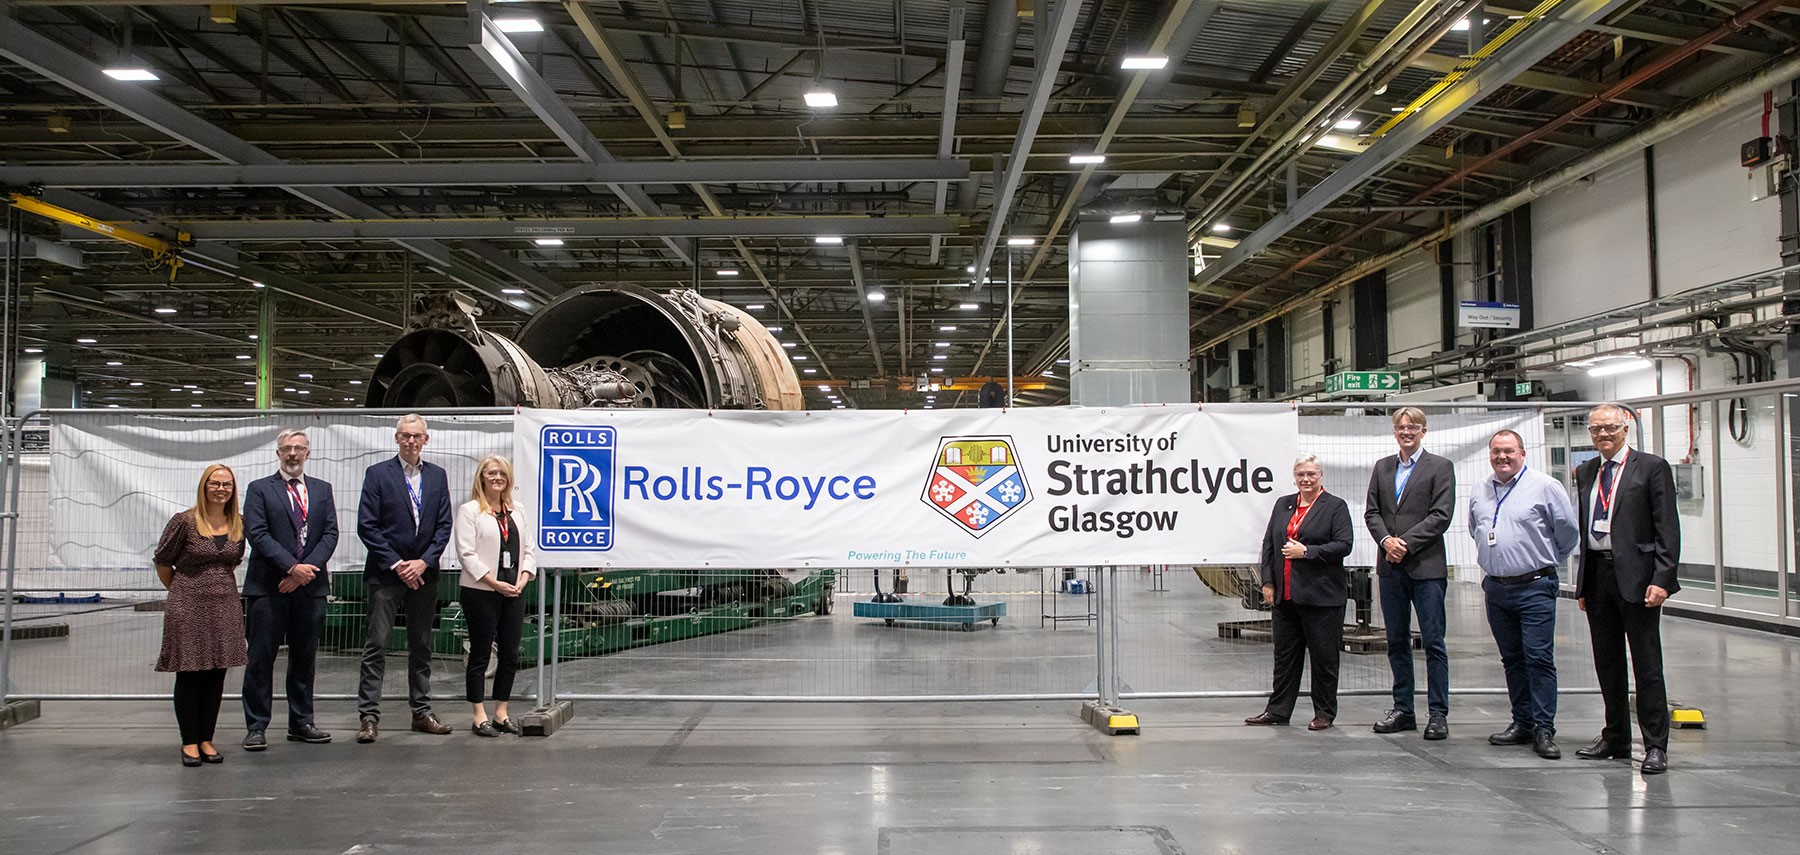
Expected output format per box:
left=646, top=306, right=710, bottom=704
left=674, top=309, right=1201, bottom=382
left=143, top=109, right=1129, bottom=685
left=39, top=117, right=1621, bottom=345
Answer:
left=242, top=473, right=339, bottom=598
left=1258, top=491, right=1354, bottom=607
left=1576, top=448, right=1681, bottom=602
left=1364, top=450, right=1456, bottom=580
left=356, top=456, right=453, bottom=587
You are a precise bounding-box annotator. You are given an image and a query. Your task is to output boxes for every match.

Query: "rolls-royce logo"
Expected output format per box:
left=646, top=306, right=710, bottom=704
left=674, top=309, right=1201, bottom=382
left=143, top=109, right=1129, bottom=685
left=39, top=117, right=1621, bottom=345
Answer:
left=921, top=436, right=1032, bottom=537
left=538, top=425, right=615, bottom=551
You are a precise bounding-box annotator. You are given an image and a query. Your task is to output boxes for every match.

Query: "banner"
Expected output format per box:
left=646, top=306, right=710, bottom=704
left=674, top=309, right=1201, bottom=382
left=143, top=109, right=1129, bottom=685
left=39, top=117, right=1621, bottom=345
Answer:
left=513, top=404, right=1298, bottom=568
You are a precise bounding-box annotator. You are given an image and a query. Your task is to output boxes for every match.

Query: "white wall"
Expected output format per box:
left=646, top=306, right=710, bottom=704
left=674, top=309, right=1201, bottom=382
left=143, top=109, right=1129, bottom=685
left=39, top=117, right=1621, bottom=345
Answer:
left=1653, top=100, right=1782, bottom=293
left=1532, top=155, right=1652, bottom=325
left=1289, top=302, right=1327, bottom=387
left=1386, top=249, right=1440, bottom=361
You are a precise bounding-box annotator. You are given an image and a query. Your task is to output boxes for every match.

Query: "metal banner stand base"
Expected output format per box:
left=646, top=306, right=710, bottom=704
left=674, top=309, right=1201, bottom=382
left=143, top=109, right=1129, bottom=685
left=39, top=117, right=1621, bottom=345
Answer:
left=521, top=700, right=575, bottom=737
left=2, top=699, right=41, bottom=729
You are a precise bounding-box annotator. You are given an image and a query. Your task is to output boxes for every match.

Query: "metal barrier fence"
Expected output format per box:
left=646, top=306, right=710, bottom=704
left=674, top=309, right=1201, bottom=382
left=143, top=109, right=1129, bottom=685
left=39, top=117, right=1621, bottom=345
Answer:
left=7, top=393, right=1789, bottom=711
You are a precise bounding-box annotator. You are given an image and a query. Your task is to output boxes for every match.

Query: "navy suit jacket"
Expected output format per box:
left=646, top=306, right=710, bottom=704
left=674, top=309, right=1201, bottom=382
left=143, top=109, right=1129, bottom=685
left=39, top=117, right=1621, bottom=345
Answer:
left=242, top=473, right=338, bottom=598
left=1259, top=492, right=1354, bottom=608
left=1364, top=450, right=1456, bottom=580
left=357, top=456, right=453, bottom=587
left=1576, top=447, right=1681, bottom=602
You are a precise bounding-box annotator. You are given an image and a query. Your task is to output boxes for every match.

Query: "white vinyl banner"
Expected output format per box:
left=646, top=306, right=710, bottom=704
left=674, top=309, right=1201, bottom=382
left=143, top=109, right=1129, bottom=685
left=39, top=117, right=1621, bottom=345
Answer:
left=513, top=404, right=1299, bottom=568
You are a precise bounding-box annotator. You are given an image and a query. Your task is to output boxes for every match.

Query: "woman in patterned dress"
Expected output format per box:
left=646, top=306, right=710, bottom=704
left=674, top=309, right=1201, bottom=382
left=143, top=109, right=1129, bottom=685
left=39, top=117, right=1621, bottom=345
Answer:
left=155, top=464, right=249, bottom=766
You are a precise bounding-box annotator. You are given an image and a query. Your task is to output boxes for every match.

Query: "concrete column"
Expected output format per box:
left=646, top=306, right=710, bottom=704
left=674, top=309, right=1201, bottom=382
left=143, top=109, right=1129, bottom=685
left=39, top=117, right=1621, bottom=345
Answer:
left=1067, top=218, right=1192, bottom=405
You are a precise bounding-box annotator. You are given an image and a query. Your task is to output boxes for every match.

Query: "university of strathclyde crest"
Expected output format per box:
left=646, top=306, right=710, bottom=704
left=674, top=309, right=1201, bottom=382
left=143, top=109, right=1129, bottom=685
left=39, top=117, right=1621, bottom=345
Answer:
left=921, top=435, right=1032, bottom=537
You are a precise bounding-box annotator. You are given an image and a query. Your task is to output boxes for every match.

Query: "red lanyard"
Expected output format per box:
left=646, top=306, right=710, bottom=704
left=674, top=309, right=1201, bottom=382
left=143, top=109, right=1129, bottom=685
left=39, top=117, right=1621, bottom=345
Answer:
left=1596, top=449, right=1628, bottom=514
left=1286, top=500, right=1314, bottom=540
left=494, top=507, right=510, bottom=542
left=285, top=479, right=307, bottom=523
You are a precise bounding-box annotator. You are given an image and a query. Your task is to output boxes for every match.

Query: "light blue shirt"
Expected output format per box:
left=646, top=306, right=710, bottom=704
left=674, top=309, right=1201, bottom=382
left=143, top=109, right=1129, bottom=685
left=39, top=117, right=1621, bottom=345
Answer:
left=1394, top=450, right=1418, bottom=502
left=1468, top=466, right=1580, bottom=577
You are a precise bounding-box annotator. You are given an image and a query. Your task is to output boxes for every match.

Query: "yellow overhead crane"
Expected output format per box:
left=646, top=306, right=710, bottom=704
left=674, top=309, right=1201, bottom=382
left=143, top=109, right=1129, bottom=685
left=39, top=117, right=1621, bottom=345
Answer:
left=6, top=192, right=191, bottom=281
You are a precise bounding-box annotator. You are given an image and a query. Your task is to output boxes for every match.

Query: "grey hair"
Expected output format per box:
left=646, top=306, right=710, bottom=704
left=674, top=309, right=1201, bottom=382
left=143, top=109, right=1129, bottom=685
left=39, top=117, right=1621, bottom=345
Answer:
left=1588, top=403, right=1634, bottom=425
left=1294, top=453, right=1322, bottom=470
left=396, top=413, right=428, bottom=433
left=275, top=428, right=308, bottom=447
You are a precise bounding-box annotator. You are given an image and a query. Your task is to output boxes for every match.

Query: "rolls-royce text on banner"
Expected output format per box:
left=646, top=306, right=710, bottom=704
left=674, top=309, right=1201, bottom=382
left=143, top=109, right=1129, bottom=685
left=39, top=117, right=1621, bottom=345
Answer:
left=513, top=404, right=1298, bottom=569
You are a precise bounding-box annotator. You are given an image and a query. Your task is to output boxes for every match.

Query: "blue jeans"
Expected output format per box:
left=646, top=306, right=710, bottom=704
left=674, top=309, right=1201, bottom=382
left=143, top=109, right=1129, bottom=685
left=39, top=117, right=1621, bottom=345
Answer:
left=1483, top=573, right=1558, bottom=734
left=1380, top=573, right=1448, bottom=717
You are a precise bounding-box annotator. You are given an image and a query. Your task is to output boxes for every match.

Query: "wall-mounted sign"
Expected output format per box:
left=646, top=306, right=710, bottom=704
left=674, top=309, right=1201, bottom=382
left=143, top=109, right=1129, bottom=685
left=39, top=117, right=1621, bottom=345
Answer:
left=1458, top=301, right=1521, bottom=329
left=1323, top=371, right=1400, bottom=396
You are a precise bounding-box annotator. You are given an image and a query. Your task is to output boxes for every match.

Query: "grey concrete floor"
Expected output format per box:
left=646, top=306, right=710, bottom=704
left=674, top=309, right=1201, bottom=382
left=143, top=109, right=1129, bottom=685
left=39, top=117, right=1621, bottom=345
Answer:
left=3, top=574, right=1799, bottom=855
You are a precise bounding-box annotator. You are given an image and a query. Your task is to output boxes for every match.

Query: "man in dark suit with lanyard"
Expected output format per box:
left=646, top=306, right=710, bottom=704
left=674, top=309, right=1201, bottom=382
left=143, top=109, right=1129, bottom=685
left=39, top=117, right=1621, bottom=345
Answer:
left=241, top=428, right=338, bottom=750
left=1365, top=406, right=1457, bottom=740
left=354, top=413, right=455, bottom=742
left=1574, top=403, right=1679, bottom=775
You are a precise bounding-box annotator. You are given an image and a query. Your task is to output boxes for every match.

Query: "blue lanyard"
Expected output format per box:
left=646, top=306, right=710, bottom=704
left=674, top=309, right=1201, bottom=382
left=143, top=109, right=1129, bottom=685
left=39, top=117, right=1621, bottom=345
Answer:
left=405, top=475, right=422, bottom=515
left=1394, top=457, right=1414, bottom=501
left=1491, top=466, right=1525, bottom=528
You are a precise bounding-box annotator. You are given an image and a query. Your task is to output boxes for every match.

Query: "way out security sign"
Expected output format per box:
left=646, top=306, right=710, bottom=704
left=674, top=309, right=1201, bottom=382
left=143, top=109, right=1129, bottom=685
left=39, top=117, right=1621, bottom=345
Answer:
left=514, top=404, right=1298, bottom=569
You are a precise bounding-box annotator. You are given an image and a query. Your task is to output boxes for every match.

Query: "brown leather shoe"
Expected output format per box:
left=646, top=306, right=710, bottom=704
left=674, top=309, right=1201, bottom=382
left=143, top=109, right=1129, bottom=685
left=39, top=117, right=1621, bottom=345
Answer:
left=1308, top=717, right=1333, bottom=731
left=356, top=717, right=378, bottom=744
left=1243, top=711, right=1289, bottom=726
left=411, top=712, right=452, bottom=735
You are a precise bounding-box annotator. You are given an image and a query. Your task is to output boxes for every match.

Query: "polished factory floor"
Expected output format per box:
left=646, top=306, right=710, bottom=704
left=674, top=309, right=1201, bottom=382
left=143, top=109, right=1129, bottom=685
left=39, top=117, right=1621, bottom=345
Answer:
left=3, top=573, right=1798, bottom=855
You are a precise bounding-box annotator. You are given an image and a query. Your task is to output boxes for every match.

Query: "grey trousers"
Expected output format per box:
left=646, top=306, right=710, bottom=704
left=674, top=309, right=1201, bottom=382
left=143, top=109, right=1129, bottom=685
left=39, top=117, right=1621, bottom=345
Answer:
left=356, top=581, right=437, bottom=720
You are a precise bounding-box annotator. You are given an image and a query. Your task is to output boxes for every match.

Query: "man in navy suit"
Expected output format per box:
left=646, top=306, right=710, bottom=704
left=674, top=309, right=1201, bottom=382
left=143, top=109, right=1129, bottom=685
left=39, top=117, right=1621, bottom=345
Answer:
left=1365, top=406, right=1457, bottom=740
left=1574, top=403, right=1680, bottom=775
left=354, top=413, right=455, bottom=742
left=241, top=428, right=338, bottom=750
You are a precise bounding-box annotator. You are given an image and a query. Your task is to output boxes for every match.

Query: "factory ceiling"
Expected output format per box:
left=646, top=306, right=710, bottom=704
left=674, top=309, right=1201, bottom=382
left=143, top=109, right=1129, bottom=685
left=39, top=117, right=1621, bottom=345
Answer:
left=1, top=0, right=1793, bottom=410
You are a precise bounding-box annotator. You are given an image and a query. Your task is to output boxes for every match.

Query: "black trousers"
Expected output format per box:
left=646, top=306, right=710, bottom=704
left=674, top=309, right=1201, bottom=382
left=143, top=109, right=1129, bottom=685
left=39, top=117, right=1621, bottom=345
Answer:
left=172, top=668, right=227, bottom=745
left=1585, top=554, right=1670, bottom=750
left=461, top=587, right=526, bottom=704
left=357, top=581, right=439, bottom=720
left=1265, top=599, right=1343, bottom=721
left=242, top=593, right=326, bottom=733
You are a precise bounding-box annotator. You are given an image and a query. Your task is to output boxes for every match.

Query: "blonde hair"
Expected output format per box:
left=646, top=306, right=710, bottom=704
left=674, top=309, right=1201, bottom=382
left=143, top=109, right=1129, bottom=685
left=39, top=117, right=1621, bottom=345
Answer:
left=191, top=463, right=244, bottom=541
left=1392, top=406, right=1427, bottom=428
left=471, top=455, right=515, bottom=513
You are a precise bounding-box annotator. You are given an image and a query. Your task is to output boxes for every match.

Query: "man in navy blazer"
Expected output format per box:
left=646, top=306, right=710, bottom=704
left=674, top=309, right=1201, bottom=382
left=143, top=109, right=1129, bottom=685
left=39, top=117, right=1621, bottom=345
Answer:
left=1574, top=403, right=1680, bottom=775
left=354, top=413, right=455, bottom=742
left=1365, top=406, right=1457, bottom=740
left=241, top=427, right=339, bottom=750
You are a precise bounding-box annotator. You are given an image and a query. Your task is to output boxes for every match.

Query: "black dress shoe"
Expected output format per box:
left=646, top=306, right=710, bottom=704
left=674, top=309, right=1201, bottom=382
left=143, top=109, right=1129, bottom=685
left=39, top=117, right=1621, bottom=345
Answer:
left=494, top=718, right=523, bottom=736
left=242, top=731, right=267, bottom=752
left=471, top=720, right=501, bottom=738
left=200, top=749, right=223, bottom=765
left=1373, top=710, right=1417, bottom=733
left=1574, top=736, right=1632, bottom=760
left=1641, top=746, right=1668, bottom=775
left=286, top=723, right=332, bottom=744
left=1243, top=711, right=1290, bottom=726
left=1423, top=714, right=1448, bottom=741
left=1532, top=731, right=1562, bottom=760
left=181, top=748, right=203, bottom=767
left=1488, top=722, right=1535, bottom=746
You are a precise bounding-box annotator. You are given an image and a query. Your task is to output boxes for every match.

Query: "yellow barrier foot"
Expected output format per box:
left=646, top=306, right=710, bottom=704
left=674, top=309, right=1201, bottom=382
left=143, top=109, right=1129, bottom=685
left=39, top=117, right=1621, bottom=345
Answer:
left=1671, top=705, right=1706, bottom=729
left=1080, top=700, right=1139, bottom=735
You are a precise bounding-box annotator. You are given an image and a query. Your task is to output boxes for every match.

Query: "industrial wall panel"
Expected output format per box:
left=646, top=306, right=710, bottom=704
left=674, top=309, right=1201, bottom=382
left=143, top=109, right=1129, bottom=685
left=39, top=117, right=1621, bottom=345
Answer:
left=1653, top=101, right=1783, bottom=294
left=1387, top=250, right=1441, bottom=361
left=1532, top=157, right=1651, bottom=325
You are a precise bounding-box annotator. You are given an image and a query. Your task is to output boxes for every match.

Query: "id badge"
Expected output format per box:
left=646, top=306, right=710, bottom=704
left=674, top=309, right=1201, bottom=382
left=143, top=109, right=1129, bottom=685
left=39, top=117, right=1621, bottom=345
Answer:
left=1486, top=530, right=1497, bottom=546
left=1593, top=518, right=1611, bottom=535
left=500, top=552, right=514, bottom=571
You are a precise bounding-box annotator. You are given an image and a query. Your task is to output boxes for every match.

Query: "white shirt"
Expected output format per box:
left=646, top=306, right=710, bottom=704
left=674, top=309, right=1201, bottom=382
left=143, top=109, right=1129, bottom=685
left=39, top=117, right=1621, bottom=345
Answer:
left=1584, top=446, right=1629, bottom=551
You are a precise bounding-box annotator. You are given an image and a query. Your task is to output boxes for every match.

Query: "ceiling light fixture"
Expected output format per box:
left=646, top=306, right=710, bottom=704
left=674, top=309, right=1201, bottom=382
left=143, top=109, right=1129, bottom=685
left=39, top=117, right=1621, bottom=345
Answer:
left=745, top=303, right=765, bottom=310
left=1007, top=237, right=1034, bottom=246
left=76, top=337, right=97, bottom=344
left=501, top=288, right=526, bottom=295
left=1069, top=154, right=1106, bottom=165
left=1120, top=55, right=1169, bottom=70
left=102, top=67, right=159, bottom=81
left=1334, top=116, right=1363, bottom=131
left=867, top=290, right=886, bottom=303
left=23, top=347, right=42, bottom=354
left=1109, top=213, right=1143, bottom=224
left=493, top=17, right=544, bottom=33
left=781, top=341, right=797, bottom=348
left=1211, top=222, right=1232, bottom=233
left=958, top=303, right=978, bottom=310
left=1586, top=357, right=1655, bottom=377
left=717, top=269, right=740, bottom=276
left=804, top=89, right=838, bottom=108
left=533, top=238, right=564, bottom=247
left=939, top=325, right=957, bottom=331
left=814, top=236, right=844, bottom=245
left=153, top=307, right=177, bottom=314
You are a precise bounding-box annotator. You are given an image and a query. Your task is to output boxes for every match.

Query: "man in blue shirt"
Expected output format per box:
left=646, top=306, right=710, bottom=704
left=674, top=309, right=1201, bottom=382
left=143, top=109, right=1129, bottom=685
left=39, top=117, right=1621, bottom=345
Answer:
left=1468, top=429, right=1579, bottom=760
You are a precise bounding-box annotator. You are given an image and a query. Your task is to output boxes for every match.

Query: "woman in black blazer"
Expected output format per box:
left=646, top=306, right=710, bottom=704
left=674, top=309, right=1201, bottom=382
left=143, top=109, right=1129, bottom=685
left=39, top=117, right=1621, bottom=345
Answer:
left=1244, top=453, right=1354, bottom=730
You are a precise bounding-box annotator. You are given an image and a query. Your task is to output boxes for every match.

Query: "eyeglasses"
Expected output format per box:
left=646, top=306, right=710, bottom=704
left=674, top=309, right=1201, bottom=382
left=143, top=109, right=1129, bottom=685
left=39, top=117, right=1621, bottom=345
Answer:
left=277, top=444, right=309, bottom=454
left=205, top=481, right=235, bottom=489
left=1393, top=425, right=1424, bottom=434
left=1587, top=424, right=1629, bottom=435
left=1293, top=471, right=1322, bottom=479
left=397, top=432, right=427, bottom=442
